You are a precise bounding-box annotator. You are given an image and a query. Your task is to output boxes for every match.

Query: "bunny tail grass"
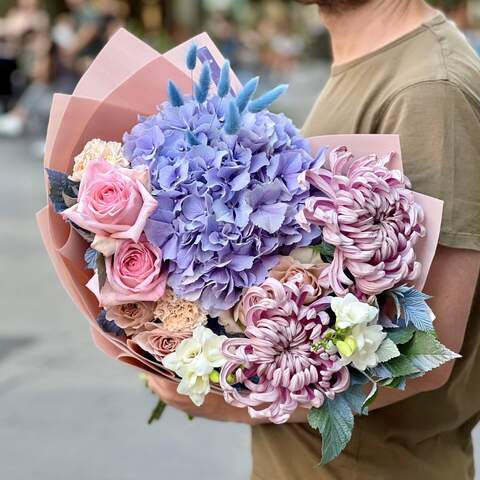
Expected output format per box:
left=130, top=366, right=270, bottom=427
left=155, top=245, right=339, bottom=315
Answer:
left=186, top=130, right=201, bottom=146
left=236, top=76, right=259, bottom=113
left=218, top=60, right=231, bottom=98
left=186, top=44, right=198, bottom=71
left=224, top=100, right=241, bottom=135
left=194, top=62, right=212, bottom=103
left=167, top=80, right=184, bottom=107
left=248, top=84, right=288, bottom=113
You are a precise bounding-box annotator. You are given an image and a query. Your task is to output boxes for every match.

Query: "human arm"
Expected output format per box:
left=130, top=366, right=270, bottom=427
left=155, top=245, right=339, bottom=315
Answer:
left=370, top=245, right=480, bottom=411
left=369, top=81, right=480, bottom=409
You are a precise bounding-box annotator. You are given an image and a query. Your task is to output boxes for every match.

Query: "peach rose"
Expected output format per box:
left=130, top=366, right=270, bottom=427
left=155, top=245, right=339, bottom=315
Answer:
left=105, top=301, right=155, bottom=336
left=269, top=256, right=328, bottom=304
left=62, top=159, right=157, bottom=256
left=132, top=322, right=190, bottom=361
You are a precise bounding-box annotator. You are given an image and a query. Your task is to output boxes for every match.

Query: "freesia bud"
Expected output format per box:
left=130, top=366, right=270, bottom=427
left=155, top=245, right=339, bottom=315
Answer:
left=337, top=339, right=355, bottom=357
left=209, top=370, right=220, bottom=384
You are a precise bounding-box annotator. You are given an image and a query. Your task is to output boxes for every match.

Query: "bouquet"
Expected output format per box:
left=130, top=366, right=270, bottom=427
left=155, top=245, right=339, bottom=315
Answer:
left=38, top=29, right=457, bottom=463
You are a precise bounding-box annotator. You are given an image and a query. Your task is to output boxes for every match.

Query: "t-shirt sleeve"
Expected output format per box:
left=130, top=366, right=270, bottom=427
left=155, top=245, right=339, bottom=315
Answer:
left=376, top=80, right=480, bottom=251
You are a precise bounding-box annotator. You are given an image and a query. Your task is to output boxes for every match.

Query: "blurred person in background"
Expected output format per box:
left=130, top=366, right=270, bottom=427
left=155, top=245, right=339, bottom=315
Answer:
left=0, top=0, right=49, bottom=57
left=0, top=34, right=75, bottom=141
left=0, top=0, right=49, bottom=109
left=0, top=0, right=124, bottom=141
left=61, top=0, right=104, bottom=74
left=148, top=1, right=480, bottom=480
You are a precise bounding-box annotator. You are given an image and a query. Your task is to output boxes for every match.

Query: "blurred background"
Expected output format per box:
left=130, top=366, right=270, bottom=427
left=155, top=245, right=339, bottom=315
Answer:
left=1, top=0, right=479, bottom=479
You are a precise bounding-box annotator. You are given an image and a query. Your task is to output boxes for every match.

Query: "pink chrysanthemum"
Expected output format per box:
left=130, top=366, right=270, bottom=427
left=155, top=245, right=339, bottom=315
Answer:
left=297, top=147, right=425, bottom=296
left=220, top=276, right=350, bottom=424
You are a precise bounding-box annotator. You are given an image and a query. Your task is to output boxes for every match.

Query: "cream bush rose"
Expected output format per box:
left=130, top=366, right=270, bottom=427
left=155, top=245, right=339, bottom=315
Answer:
left=70, top=139, right=129, bottom=182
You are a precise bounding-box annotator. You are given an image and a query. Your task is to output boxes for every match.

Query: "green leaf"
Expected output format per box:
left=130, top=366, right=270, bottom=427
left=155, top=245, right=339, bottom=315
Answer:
left=386, top=327, right=415, bottom=345
left=97, top=254, right=107, bottom=290
left=384, top=354, right=421, bottom=377
left=310, top=241, right=335, bottom=263
left=403, top=331, right=460, bottom=373
left=69, top=222, right=95, bottom=242
left=379, top=376, right=406, bottom=390
left=362, top=382, right=378, bottom=411
left=376, top=338, right=401, bottom=363
left=147, top=398, right=167, bottom=425
left=343, top=385, right=367, bottom=415
left=388, top=377, right=407, bottom=389
left=308, top=395, right=354, bottom=464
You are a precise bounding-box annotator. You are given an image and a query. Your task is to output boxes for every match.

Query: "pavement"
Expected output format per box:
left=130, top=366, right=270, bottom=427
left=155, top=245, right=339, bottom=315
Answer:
left=0, top=59, right=479, bottom=479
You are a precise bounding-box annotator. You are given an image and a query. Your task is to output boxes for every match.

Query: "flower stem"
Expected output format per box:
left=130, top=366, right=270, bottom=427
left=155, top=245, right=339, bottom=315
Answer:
left=147, top=398, right=167, bottom=425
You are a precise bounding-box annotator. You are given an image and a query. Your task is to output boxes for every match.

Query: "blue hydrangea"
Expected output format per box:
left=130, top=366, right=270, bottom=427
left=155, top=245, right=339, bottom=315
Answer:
left=123, top=94, right=322, bottom=312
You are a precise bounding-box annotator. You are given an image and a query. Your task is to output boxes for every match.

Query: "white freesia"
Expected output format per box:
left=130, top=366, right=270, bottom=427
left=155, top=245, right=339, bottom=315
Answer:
left=332, top=293, right=385, bottom=370
left=343, top=323, right=387, bottom=371
left=331, top=293, right=379, bottom=329
left=162, top=326, right=227, bottom=406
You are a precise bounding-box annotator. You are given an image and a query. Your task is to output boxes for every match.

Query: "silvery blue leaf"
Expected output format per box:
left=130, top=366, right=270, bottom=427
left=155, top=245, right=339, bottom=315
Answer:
left=84, top=247, right=99, bottom=270
left=96, top=310, right=124, bottom=337
left=390, top=286, right=434, bottom=332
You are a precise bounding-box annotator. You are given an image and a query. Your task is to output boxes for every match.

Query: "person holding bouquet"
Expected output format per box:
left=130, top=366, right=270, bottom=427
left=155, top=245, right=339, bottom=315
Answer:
left=148, top=1, right=480, bottom=479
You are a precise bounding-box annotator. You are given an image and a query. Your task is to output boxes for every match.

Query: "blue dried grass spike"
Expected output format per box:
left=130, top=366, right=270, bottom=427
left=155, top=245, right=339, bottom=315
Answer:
left=186, top=44, right=197, bottom=70
left=218, top=60, right=231, bottom=98
left=186, top=130, right=200, bottom=146
left=224, top=100, right=241, bottom=135
left=194, top=62, right=212, bottom=103
left=167, top=80, right=184, bottom=107
left=236, top=76, right=259, bottom=113
left=248, top=84, right=288, bottom=113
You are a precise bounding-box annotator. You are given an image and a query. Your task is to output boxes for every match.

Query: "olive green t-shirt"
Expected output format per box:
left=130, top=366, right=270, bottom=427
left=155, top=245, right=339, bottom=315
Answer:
left=252, top=13, right=480, bottom=480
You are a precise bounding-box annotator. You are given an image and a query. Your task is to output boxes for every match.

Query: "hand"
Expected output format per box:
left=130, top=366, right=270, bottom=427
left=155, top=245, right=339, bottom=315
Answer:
left=147, top=374, right=258, bottom=424
left=147, top=374, right=310, bottom=424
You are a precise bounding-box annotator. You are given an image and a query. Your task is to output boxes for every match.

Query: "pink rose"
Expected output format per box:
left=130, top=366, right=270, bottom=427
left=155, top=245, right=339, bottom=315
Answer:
left=105, top=301, right=155, bottom=336
left=99, top=237, right=167, bottom=306
left=132, top=322, right=190, bottom=361
left=62, top=159, right=157, bottom=254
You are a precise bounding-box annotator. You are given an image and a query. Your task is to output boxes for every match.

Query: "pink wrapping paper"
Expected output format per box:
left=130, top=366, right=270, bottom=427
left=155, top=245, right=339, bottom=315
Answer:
left=38, top=29, right=443, bottom=383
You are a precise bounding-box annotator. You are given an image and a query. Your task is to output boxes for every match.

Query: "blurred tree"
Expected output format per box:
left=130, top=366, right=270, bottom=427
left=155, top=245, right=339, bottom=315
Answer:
left=429, top=0, right=467, bottom=12
left=0, top=0, right=66, bottom=16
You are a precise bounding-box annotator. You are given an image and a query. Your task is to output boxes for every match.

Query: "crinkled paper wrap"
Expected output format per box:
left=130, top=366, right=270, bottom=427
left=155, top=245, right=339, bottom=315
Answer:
left=37, top=29, right=443, bottom=388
